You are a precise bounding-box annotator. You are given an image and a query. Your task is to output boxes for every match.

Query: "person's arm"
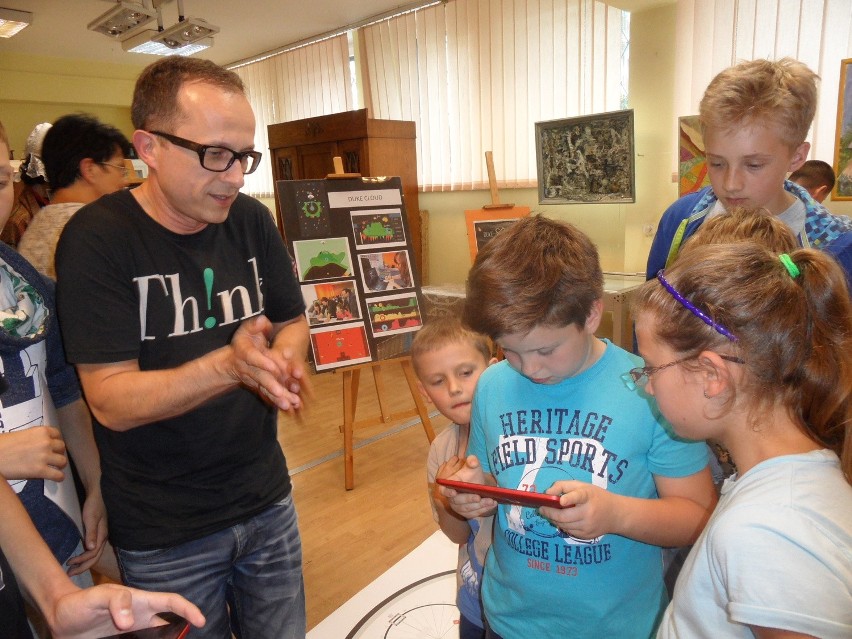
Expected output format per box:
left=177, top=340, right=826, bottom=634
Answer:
left=442, top=455, right=499, bottom=520
left=0, top=478, right=205, bottom=638
left=431, top=455, right=473, bottom=544
left=646, top=191, right=705, bottom=279
left=541, top=466, right=717, bottom=546
left=0, top=426, right=66, bottom=481
left=262, top=315, right=312, bottom=411
left=56, top=399, right=108, bottom=576
left=77, top=314, right=299, bottom=431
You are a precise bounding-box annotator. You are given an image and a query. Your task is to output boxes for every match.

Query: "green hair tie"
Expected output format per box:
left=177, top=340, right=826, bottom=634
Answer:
left=779, top=253, right=800, bottom=279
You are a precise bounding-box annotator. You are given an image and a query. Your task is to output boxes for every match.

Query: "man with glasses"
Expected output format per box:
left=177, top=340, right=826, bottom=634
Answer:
left=18, top=114, right=131, bottom=279
left=54, top=56, right=309, bottom=639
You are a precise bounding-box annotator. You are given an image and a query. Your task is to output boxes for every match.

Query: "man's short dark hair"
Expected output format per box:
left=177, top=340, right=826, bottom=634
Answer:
left=42, top=114, right=131, bottom=190
left=131, top=56, right=245, bottom=131
left=788, top=159, right=836, bottom=193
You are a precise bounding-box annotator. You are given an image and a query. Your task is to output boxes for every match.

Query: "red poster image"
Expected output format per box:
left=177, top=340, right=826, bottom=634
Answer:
left=310, top=323, right=373, bottom=371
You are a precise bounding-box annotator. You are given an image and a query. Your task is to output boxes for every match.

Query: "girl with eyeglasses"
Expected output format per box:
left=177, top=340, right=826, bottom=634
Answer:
left=632, top=242, right=852, bottom=638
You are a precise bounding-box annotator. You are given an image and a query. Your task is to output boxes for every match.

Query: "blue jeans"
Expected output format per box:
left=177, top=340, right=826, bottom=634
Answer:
left=460, top=613, right=486, bottom=639
left=116, top=494, right=305, bottom=639
left=484, top=618, right=504, bottom=639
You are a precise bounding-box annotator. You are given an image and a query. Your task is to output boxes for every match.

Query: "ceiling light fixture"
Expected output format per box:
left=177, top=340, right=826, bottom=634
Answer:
left=150, top=15, right=218, bottom=49
left=0, top=7, right=32, bottom=38
left=116, top=0, right=218, bottom=57
left=122, top=28, right=213, bottom=56
left=87, top=1, right=157, bottom=39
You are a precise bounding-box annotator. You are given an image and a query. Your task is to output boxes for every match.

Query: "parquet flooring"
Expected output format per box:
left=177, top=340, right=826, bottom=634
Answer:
left=278, top=361, right=446, bottom=630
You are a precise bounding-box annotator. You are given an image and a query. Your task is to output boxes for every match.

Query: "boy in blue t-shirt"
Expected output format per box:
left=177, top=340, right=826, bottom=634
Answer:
left=442, top=215, right=717, bottom=638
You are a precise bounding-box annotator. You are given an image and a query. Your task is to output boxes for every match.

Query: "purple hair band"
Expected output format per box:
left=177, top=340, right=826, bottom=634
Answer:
left=656, top=270, right=739, bottom=342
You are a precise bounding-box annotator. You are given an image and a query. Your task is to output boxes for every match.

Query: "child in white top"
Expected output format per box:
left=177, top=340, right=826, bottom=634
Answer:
left=633, top=242, right=852, bottom=638
left=412, top=318, right=495, bottom=638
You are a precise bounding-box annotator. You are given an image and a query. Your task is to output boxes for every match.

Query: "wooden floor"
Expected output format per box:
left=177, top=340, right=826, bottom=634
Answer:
left=278, top=361, right=447, bottom=630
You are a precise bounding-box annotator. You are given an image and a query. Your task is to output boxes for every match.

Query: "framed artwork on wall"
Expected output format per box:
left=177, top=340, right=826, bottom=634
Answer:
left=535, top=109, right=635, bottom=204
left=834, top=57, right=852, bottom=200
left=678, top=115, right=711, bottom=196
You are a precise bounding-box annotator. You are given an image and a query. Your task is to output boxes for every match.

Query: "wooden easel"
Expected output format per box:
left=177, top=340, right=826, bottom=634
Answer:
left=465, top=152, right=530, bottom=262
left=483, top=151, right=515, bottom=209
left=340, top=356, right=435, bottom=490
left=323, top=156, right=435, bottom=489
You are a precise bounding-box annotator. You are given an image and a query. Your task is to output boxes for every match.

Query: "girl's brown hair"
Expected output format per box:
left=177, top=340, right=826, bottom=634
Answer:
left=634, top=243, right=852, bottom=482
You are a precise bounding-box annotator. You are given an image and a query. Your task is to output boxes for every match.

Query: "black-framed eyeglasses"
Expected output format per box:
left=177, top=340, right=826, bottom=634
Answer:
left=98, top=161, right=129, bottom=177
left=626, top=353, right=745, bottom=389
left=148, top=130, right=262, bottom=175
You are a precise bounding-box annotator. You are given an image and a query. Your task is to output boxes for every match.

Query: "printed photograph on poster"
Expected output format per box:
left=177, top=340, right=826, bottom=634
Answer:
left=351, top=209, right=407, bottom=250
left=310, top=323, right=372, bottom=371
left=292, top=237, right=353, bottom=281
left=358, top=250, right=414, bottom=292
left=366, top=293, right=423, bottom=337
left=293, top=181, right=331, bottom=238
left=302, top=280, right=361, bottom=326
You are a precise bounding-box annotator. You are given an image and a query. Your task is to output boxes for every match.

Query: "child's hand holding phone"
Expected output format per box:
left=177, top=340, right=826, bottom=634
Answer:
left=440, top=455, right=499, bottom=519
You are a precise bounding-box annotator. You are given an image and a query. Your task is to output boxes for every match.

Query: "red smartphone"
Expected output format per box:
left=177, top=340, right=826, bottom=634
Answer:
left=97, top=614, right=189, bottom=639
left=436, top=478, right=569, bottom=508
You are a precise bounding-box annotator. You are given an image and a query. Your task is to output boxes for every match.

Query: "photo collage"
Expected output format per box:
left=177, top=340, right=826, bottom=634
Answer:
left=279, top=178, right=424, bottom=371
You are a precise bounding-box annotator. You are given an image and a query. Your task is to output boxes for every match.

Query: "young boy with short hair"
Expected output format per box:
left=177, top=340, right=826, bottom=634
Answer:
left=412, top=318, right=494, bottom=639
left=788, top=159, right=836, bottom=203
left=443, top=215, right=716, bottom=638
left=647, top=58, right=852, bottom=287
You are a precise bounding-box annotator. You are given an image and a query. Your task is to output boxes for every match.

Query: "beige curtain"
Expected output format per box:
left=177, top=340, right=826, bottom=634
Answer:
left=674, top=0, right=852, bottom=166
left=232, top=35, right=353, bottom=197
left=361, top=0, right=628, bottom=191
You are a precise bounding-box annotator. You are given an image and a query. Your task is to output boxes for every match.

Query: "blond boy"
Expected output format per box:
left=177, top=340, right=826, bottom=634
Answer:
left=647, top=58, right=852, bottom=288
left=412, top=319, right=494, bottom=639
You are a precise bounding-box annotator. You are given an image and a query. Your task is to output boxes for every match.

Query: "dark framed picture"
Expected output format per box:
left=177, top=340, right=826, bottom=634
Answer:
left=834, top=58, right=852, bottom=200
left=535, top=109, right=635, bottom=204
left=463, top=207, right=530, bottom=262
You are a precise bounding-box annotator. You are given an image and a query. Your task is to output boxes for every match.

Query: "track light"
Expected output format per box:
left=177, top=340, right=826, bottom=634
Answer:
left=150, top=16, right=218, bottom=49
left=0, top=7, right=32, bottom=38
left=87, top=1, right=157, bottom=39
left=122, top=28, right=213, bottom=56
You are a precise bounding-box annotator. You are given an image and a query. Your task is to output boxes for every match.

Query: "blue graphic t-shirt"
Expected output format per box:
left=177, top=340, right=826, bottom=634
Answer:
left=0, top=242, right=82, bottom=564
left=468, top=341, right=708, bottom=638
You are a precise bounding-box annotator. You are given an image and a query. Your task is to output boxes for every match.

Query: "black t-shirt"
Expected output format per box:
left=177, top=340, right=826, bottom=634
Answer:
left=0, top=548, right=34, bottom=639
left=55, top=190, right=305, bottom=550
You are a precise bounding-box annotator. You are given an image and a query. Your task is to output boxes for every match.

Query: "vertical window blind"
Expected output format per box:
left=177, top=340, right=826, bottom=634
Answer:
left=361, top=0, right=628, bottom=191
left=232, top=34, right=353, bottom=198
left=674, top=0, right=852, bottom=166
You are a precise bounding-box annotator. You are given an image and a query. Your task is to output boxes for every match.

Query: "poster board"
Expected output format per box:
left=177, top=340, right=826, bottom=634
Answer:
left=464, top=207, right=530, bottom=262
left=278, top=177, right=424, bottom=372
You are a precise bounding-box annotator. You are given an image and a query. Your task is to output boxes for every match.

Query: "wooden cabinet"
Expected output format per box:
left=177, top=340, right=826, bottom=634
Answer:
left=267, top=109, right=422, bottom=273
